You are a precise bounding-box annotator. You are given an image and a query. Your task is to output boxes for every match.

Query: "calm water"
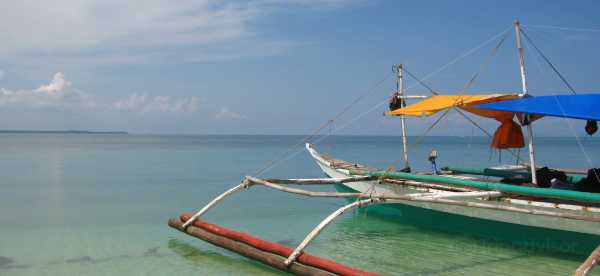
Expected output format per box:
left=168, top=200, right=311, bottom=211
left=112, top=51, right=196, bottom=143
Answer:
left=1, top=134, right=600, bottom=275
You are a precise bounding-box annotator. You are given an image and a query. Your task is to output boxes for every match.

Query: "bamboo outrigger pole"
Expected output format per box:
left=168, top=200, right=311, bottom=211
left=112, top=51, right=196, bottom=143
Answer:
left=514, top=20, right=538, bottom=185
left=575, top=244, right=600, bottom=276
left=395, top=64, right=410, bottom=169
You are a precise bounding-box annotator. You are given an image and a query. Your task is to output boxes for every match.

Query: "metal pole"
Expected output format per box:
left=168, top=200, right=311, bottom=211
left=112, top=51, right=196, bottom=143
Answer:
left=396, top=64, right=410, bottom=169
left=514, top=20, right=538, bottom=185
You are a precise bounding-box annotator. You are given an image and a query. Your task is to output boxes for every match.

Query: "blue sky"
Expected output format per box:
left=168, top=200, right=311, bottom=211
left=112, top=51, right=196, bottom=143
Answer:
left=1, top=0, right=600, bottom=135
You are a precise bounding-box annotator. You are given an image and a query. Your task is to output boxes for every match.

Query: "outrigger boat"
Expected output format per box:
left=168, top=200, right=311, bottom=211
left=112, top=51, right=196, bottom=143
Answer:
left=169, top=21, right=600, bottom=275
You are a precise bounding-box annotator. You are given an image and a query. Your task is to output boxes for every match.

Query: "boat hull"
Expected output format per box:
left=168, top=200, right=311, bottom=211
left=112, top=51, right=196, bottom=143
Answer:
left=306, top=144, right=600, bottom=255
left=335, top=183, right=600, bottom=255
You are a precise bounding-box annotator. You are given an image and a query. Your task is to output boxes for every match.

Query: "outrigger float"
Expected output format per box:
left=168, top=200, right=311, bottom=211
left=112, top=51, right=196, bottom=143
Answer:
left=169, top=20, right=600, bottom=275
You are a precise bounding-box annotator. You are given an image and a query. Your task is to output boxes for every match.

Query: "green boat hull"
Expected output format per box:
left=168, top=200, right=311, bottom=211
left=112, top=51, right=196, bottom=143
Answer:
left=335, top=183, right=600, bottom=256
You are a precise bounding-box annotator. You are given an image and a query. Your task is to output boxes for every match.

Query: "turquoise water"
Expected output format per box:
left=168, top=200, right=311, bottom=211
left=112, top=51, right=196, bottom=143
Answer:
left=1, top=134, right=600, bottom=275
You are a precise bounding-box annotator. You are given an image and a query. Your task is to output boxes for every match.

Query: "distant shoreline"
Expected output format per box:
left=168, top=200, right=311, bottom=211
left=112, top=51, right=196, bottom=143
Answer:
left=0, top=130, right=128, bottom=134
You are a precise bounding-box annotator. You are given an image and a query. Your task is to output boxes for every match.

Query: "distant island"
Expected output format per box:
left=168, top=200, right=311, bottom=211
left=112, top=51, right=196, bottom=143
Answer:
left=0, top=130, right=128, bottom=134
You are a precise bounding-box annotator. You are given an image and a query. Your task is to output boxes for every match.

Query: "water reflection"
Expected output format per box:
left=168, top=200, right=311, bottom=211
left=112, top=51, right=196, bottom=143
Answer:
left=167, top=238, right=283, bottom=275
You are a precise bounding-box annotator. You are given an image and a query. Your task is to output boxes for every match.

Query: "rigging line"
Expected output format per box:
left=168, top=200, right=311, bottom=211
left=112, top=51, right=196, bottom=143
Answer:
left=403, top=30, right=508, bottom=136
left=324, top=25, right=506, bottom=151
left=324, top=71, right=395, bottom=128
left=412, top=108, right=452, bottom=148
left=455, top=109, right=492, bottom=137
left=260, top=98, right=392, bottom=176
left=522, top=33, right=547, bottom=76
left=329, top=26, right=511, bottom=134
left=455, top=30, right=508, bottom=140
left=312, top=99, right=390, bottom=145
left=522, top=26, right=556, bottom=44
left=403, top=67, right=438, bottom=95
left=414, top=27, right=512, bottom=87
left=524, top=24, right=600, bottom=33
left=263, top=27, right=514, bottom=173
left=253, top=71, right=394, bottom=176
left=259, top=72, right=424, bottom=175
left=388, top=107, right=453, bottom=169
left=453, top=31, right=507, bottom=135
left=454, top=108, right=521, bottom=160
left=312, top=72, right=445, bottom=146
left=404, top=29, right=521, bottom=160
left=462, top=30, right=509, bottom=92
left=399, top=39, right=500, bottom=140
left=551, top=97, right=600, bottom=182
left=520, top=27, right=577, bottom=95
left=389, top=106, right=453, bottom=168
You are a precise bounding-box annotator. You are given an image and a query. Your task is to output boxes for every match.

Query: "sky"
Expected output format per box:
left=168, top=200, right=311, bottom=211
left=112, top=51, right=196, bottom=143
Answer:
left=1, top=0, right=600, bottom=136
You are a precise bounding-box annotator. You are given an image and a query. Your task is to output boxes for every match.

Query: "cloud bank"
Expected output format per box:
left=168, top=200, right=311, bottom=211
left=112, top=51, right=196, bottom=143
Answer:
left=0, top=0, right=358, bottom=64
left=113, top=94, right=204, bottom=113
left=0, top=72, right=205, bottom=113
left=214, top=107, right=246, bottom=120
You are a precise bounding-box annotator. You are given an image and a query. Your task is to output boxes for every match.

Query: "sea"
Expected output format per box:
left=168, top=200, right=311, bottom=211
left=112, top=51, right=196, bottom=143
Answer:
left=1, top=134, right=600, bottom=276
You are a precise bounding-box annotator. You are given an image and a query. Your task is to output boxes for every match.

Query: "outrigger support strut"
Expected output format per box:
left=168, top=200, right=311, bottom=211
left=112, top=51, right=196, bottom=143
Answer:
left=179, top=173, right=600, bottom=273
left=182, top=175, right=376, bottom=228
left=182, top=178, right=251, bottom=228
left=284, top=198, right=385, bottom=266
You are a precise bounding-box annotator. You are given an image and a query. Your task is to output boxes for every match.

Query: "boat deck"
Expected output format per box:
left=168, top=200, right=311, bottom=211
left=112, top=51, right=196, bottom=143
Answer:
left=320, top=152, right=600, bottom=208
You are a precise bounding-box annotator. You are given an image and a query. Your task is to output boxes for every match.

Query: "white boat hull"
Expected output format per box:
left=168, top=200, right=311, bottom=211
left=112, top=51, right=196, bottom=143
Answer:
left=306, top=144, right=600, bottom=237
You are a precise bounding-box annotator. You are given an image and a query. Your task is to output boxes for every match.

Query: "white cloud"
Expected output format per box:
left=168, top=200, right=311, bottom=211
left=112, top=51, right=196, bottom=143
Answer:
left=0, top=0, right=357, bottom=64
left=112, top=93, right=205, bottom=113
left=214, top=107, right=246, bottom=119
left=0, top=72, right=93, bottom=109
left=36, top=72, right=72, bottom=94
left=0, top=72, right=205, bottom=113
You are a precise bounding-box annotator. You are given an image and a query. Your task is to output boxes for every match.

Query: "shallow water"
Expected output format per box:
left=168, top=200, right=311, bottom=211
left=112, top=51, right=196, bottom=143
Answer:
left=1, top=134, right=599, bottom=275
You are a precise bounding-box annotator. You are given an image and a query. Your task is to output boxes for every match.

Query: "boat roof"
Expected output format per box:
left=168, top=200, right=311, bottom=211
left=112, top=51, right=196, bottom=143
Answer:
left=476, top=94, right=600, bottom=121
left=385, top=94, right=519, bottom=117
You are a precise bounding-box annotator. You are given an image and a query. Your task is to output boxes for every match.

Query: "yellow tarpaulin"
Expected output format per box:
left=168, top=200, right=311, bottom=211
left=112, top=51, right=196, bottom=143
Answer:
left=385, top=94, right=518, bottom=117
left=385, top=93, right=526, bottom=149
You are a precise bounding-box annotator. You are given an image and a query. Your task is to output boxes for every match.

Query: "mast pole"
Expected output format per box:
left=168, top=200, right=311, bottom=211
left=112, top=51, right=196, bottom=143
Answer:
left=396, top=64, right=410, bottom=169
left=514, top=20, right=538, bottom=185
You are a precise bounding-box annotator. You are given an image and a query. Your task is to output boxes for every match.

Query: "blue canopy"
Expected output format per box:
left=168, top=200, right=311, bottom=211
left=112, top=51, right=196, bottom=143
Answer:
left=475, top=94, right=600, bottom=121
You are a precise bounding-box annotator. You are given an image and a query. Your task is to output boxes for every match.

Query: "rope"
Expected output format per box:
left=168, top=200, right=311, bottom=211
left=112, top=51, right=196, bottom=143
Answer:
left=253, top=71, right=393, bottom=176
left=412, top=26, right=513, bottom=88
left=253, top=26, right=513, bottom=176
left=462, top=31, right=509, bottom=92
left=401, top=29, right=509, bottom=135
left=414, top=108, right=452, bottom=146
left=454, top=109, right=493, bottom=137
left=521, top=26, right=598, bottom=182
left=401, top=27, right=523, bottom=163
left=520, top=27, right=577, bottom=94
left=522, top=33, right=547, bottom=76
left=551, top=97, right=600, bottom=183
left=524, top=24, right=600, bottom=33
left=456, top=29, right=523, bottom=161
left=309, top=41, right=506, bottom=146
left=403, top=68, right=438, bottom=95
left=312, top=99, right=389, bottom=145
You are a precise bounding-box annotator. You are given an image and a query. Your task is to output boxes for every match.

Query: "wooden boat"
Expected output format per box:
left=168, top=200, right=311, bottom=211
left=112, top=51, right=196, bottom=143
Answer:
left=170, top=20, right=600, bottom=275
left=306, top=143, right=600, bottom=254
